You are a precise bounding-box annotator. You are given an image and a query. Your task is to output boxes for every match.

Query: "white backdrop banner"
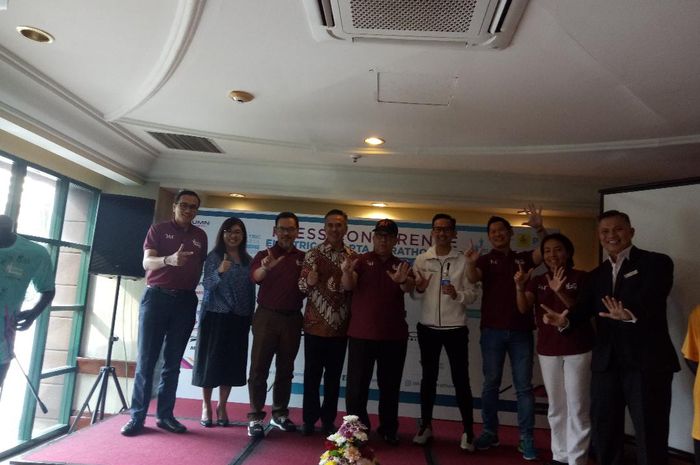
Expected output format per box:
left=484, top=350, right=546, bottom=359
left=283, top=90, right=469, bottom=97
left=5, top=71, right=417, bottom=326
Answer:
left=177, top=209, right=546, bottom=425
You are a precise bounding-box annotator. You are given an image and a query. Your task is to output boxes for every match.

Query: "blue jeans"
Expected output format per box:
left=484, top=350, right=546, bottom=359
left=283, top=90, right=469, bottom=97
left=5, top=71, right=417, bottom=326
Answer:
left=480, top=327, right=534, bottom=439
left=130, top=287, right=197, bottom=423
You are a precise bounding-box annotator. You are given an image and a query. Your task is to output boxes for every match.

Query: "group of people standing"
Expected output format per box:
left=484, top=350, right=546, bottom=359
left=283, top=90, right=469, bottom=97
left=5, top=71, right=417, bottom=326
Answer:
left=118, top=189, right=680, bottom=465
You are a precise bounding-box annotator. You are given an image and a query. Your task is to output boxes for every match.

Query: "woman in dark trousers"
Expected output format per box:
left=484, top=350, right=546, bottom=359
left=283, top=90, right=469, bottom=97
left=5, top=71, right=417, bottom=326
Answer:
left=193, top=217, right=255, bottom=426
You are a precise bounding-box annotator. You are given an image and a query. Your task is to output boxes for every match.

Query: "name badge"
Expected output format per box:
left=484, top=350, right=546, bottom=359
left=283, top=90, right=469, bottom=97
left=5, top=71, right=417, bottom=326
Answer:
left=623, top=269, right=639, bottom=278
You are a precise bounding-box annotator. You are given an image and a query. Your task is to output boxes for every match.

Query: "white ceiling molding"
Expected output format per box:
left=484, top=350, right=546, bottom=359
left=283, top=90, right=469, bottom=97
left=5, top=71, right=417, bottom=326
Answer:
left=0, top=44, right=158, bottom=158
left=104, top=0, right=207, bottom=121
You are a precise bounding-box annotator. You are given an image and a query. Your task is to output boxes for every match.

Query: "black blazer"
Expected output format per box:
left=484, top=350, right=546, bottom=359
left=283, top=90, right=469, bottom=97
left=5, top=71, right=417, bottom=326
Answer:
left=570, top=246, right=679, bottom=373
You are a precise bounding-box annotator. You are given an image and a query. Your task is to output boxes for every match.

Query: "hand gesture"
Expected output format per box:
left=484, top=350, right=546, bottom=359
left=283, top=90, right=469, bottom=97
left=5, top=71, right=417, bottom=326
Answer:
left=541, top=304, right=569, bottom=328
left=513, top=263, right=530, bottom=289
left=15, top=310, right=37, bottom=331
left=522, top=203, right=543, bottom=231
left=599, top=296, right=635, bottom=321
left=168, top=243, right=194, bottom=266
left=261, top=248, right=284, bottom=271
left=387, top=261, right=410, bottom=284
left=341, top=256, right=358, bottom=274
left=307, top=263, right=319, bottom=287
left=441, top=283, right=457, bottom=300
left=464, top=239, right=481, bottom=264
left=218, top=253, right=232, bottom=273
left=414, top=270, right=433, bottom=292
left=546, top=267, right=567, bottom=293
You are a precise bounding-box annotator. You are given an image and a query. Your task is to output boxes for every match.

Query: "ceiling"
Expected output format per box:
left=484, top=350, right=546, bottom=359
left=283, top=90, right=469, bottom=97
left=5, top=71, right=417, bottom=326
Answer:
left=1, top=0, right=699, bottom=217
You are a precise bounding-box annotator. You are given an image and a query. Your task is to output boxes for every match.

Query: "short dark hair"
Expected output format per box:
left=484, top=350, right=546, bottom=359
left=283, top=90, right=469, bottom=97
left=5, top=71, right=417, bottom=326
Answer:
left=213, top=217, right=252, bottom=265
left=540, top=233, right=575, bottom=269
left=487, top=215, right=512, bottom=232
left=325, top=209, right=348, bottom=221
left=432, top=213, right=456, bottom=230
left=597, top=210, right=631, bottom=226
left=175, top=189, right=201, bottom=207
left=275, top=211, right=299, bottom=228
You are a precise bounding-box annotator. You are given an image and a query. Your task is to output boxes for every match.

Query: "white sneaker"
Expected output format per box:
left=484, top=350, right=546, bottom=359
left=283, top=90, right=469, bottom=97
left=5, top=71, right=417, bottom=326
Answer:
left=412, top=426, right=433, bottom=445
left=460, top=432, right=475, bottom=452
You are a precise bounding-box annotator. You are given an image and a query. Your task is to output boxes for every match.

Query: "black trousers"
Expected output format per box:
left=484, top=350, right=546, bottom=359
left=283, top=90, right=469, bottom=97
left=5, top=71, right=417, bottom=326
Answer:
left=345, top=337, right=407, bottom=435
left=591, top=368, right=673, bottom=465
left=302, top=333, right=347, bottom=427
left=417, top=323, right=474, bottom=437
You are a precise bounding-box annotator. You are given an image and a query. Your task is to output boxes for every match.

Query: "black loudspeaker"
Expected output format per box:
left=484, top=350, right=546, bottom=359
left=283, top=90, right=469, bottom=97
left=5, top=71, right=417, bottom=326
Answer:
left=89, top=194, right=156, bottom=278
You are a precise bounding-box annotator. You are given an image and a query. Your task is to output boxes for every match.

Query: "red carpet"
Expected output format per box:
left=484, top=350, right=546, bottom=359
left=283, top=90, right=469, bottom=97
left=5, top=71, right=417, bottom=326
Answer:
left=20, top=400, right=568, bottom=465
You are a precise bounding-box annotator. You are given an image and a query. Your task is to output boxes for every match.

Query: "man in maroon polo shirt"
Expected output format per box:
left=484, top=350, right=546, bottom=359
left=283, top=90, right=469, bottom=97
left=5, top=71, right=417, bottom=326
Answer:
left=121, top=189, right=208, bottom=437
left=341, top=218, right=415, bottom=445
left=247, top=211, right=306, bottom=438
left=464, top=205, right=546, bottom=460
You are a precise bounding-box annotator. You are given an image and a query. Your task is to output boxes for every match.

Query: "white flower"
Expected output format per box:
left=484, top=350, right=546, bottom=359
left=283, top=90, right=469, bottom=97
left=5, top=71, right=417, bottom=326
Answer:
left=354, top=431, right=368, bottom=441
left=342, top=415, right=359, bottom=422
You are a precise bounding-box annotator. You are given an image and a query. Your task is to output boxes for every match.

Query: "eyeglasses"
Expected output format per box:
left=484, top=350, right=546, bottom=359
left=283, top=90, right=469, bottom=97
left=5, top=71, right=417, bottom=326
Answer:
left=223, top=229, right=243, bottom=235
left=275, top=226, right=297, bottom=234
left=176, top=202, right=199, bottom=211
left=432, top=227, right=454, bottom=233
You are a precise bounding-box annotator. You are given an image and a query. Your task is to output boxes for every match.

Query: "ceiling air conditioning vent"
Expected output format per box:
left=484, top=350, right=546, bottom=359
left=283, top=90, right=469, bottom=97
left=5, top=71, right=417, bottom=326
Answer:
left=147, top=132, right=222, bottom=153
left=304, top=0, right=529, bottom=49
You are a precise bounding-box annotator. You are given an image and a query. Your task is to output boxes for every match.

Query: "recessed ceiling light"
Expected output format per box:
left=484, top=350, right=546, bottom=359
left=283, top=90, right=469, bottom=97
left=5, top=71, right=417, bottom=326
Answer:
left=370, top=202, right=387, bottom=208
left=229, top=90, right=254, bottom=103
left=364, top=137, right=385, bottom=146
left=229, top=193, right=245, bottom=198
left=16, top=26, right=54, bottom=43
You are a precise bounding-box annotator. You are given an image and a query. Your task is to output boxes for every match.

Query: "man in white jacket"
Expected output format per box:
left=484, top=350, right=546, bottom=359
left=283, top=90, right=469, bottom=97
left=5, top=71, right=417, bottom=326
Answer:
left=411, top=213, right=479, bottom=451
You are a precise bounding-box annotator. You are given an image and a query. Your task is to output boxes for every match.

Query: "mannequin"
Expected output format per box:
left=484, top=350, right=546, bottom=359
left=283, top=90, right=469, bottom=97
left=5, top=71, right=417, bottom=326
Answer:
left=0, top=214, right=55, bottom=386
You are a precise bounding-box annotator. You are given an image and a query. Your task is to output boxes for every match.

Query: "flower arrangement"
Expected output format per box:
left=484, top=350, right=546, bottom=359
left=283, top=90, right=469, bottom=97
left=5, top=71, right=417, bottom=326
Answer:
left=319, top=415, right=379, bottom=465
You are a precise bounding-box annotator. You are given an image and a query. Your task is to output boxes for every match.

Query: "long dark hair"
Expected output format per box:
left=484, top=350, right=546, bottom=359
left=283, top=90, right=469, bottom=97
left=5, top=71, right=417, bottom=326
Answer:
left=213, top=217, right=251, bottom=265
left=540, top=233, right=575, bottom=269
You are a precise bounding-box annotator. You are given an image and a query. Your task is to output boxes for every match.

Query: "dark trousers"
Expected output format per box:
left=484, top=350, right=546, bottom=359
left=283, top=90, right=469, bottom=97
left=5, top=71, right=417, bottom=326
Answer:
left=417, top=323, right=474, bottom=437
left=345, top=337, right=407, bottom=434
left=130, top=287, right=197, bottom=423
left=591, top=368, right=673, bottom=465
left=247, top=306, right=303, bottom=421
left=302, top=333, right=347, bottom=427
left=694, top=439, right=700, bottom=465
left=0, top=361, right=10, bottom=387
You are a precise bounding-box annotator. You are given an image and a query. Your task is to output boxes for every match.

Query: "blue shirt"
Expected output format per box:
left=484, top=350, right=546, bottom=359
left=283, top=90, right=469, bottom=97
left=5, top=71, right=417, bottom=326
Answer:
left=201, top=251, right=255, bottom=317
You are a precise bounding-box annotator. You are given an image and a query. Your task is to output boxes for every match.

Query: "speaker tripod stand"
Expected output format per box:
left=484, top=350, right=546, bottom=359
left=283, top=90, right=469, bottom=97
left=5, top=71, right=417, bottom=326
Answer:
left=69, top=275, right=129, bottom=432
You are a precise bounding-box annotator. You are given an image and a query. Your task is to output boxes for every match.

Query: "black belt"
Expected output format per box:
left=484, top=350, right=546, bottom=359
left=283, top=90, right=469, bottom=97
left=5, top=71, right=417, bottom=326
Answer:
left=148, top=285, right=194, bottom=297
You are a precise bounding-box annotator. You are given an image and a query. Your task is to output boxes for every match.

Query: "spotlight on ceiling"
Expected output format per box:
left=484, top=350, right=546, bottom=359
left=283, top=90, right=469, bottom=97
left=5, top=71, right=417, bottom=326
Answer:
left=370, top=202, right=387, bottom=208
left=229, top=193, right=245, bottom=198
left=364, top=137, right=385, bottom=146
left=17, top=26, right=54, bottom=43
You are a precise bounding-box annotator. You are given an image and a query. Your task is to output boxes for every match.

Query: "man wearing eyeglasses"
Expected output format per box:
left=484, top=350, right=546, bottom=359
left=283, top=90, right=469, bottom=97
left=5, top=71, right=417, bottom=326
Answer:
left=298, top=209, right=357, bottom=436
left=410, top=213, right=479, bottom=451
left=246, top=211, right=306, bottom=438
left=121, top=190, right=208, bottom=437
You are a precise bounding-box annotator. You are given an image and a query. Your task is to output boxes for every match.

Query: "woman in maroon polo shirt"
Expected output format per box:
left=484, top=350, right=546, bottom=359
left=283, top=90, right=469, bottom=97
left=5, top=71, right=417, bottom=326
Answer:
left=514, top=233, right=594, bottom=465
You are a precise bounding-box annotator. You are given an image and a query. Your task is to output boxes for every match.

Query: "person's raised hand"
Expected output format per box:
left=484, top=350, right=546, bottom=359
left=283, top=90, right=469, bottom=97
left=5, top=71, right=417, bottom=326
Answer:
left=513, top=263, right=530, bottom=289
left=307, top=263, right=319, bottom=287
left=464, top=239, right=481, bottom=264
left=522, top=203, right=543, bottom=231
left=168, top=243, right=194, bottom=266
left=414, top=270, right=433, bottom=292
left=387, top=262, right=410, bottom=284
left=541, top=304, right=569, bottom=328
left=599, top=296, right=634, bottom=321
left=261, top=248, right=284, bottom=271
left=546, top=267, right=567, bottom=293
left=218, top=253, right=232, bottom=273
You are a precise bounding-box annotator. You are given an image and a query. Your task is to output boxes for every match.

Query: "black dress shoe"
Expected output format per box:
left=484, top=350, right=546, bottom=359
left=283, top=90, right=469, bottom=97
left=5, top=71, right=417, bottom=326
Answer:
left=120, top=419, right=144, bottom=437
left=301, top=423, right=314, bottom=436
left=216, top=418, right=230, bottom=427
left=200, top=418, right=213, bottom=427
left=156, top=417, right=187, bottom=433
left=321, top=423, right=337, bottom=437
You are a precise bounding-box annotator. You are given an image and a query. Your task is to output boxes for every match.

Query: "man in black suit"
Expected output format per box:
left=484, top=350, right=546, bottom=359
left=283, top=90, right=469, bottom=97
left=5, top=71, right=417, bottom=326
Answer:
left=543, top=210, right=679, bottom=465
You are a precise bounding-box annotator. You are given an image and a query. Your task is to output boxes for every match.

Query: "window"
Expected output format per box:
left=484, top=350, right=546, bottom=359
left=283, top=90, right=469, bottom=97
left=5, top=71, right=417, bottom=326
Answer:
left=0, top=151, right=98, bottom=459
